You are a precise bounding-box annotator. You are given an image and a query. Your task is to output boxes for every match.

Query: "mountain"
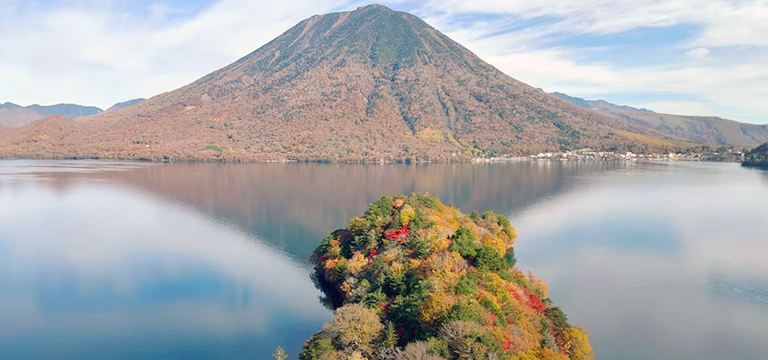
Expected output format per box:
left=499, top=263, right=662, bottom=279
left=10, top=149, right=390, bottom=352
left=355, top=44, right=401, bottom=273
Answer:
left=553, top=93, right=768, bottom=147
left=552, top=93, right=653, bottom=113
left=0, top=102, right=102, bottom=126
left=27, top=103, right=102, bottom=118
left=743, top=142, right=768, bottom=167
left=0, top=4, right=693, bottom=162
left=107, top=98, right=146, bottom=112
left=0, top=103, right=41, bottom=126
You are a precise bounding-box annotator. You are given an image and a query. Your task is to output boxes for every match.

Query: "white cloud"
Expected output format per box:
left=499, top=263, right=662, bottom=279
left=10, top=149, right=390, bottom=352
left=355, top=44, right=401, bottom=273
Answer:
left=416, top=0, right=768, bottom=122
left=0, top=0, right=347, bottom=109
left=686, top=47, right=711, bottom=58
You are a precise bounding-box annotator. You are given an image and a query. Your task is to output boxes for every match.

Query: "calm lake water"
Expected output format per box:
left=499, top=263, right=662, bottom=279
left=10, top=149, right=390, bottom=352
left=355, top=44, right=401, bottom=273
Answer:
left=0, top=160, right=766, bottom=360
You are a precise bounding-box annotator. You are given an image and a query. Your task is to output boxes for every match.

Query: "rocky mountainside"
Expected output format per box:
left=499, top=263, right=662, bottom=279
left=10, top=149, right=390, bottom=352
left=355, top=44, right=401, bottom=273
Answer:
left=0, top=5, right=692, bottom=162
left=0, top=102, right=102, bottom=126
left=553, top=93, right=768, bottom=147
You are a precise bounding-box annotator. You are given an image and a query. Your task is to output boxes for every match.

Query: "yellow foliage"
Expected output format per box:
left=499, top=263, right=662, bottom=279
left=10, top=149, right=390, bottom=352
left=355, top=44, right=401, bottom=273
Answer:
left=324, top=257, right=347, bottom=283
left=348, top=217, right=368, bottom=232
left=347, top=252, right=368, bottom=275
left=390, top=261, right=404, bottom=277
left=400, top=206, right=417, bottom=225
left=565, top=326, right=595, bottom=360
left=430, top=237, right=452, bottom=253
left=507, top=348, right=569, bottom=360
left=508, top=226, right=518, bottom=242
left=616, top=130, right=699, bottom=148
left=325, top=304, right=383, bottom=355
left=324, top=258, right=341, bottom=271
left=528, top=272, right=549, bottom=298
left=347, top=352, right=368, bottom=360
left=428, top=204, right=461, bottom=239
left=421, top=291, right=454, bottom=324
left=499, top=226, right=518, bottom=247
left=479, top=273, right=508, bottom=298
left=416, top=127, right=444, bottom=143
left=422, top=251, right=464, bottom=288
left=507, top=349, right=539, bottom=360
left=329, top=239, right=342, bottom=258
left=408, top=258, right=422, bottom=270
left=481, top=234, right=507, bottom=257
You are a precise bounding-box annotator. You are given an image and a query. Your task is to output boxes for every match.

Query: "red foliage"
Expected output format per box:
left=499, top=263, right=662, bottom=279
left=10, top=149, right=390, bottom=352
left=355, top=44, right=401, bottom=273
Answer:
left=511, top=289, right=523, bottom=304
left=379, top=302, right=391, bottom=314
left=384, top=225, right=410, bottom=243
left=552, top=328, right=568, bottom=354
left=509, top=286, right=546, bottom=314
left=369, top=249, right=377, bottom=257
left=522, top=287, right=546, bottom=314
left=502, top=335, right=513, bottom=352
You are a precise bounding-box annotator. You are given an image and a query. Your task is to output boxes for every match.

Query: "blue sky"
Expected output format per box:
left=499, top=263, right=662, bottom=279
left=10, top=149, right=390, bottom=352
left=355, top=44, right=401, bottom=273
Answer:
left=1, top=0, right=766, bottom=123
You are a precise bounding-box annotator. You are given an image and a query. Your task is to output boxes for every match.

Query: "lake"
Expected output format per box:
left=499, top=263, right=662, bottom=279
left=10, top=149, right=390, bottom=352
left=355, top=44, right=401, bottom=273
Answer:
left=0, top=160, right=766, bottom=360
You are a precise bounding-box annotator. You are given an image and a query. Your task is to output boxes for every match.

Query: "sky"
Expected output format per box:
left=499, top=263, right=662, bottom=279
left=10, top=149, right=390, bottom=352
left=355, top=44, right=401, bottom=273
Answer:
left=0, top=0, right=766, bottom=123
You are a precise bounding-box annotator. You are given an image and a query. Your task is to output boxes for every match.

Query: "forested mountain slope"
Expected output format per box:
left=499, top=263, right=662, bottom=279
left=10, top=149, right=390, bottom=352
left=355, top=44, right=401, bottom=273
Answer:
left=0, top=5, right=691, bottom=161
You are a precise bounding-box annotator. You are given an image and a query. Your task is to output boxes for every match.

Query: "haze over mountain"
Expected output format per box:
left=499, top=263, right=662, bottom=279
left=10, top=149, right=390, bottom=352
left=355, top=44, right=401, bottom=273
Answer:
left=0, top=98, right=150, bottom=127
left=0, top=102, right=102, bottom=126
left=553, top=93, right=768, bottom=147
left=0, top=5, right=697, bottom=162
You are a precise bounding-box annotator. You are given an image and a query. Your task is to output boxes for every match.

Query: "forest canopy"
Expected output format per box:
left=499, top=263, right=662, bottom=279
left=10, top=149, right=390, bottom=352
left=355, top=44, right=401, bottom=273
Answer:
left=300, top=193, right=593, bottom=360
left=743, top=142, right=768, bottom=167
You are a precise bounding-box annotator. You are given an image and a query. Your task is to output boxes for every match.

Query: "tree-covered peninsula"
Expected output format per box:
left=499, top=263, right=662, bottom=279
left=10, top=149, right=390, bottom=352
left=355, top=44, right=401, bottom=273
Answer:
left=300, top=194, right=593, bottom=360
left=743, top=142, right=768, bottom=168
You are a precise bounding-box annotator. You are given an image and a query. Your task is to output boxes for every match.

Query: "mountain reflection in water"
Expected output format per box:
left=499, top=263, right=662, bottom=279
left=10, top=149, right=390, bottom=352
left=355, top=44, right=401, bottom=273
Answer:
left=0, top=160, right=766, bottom=360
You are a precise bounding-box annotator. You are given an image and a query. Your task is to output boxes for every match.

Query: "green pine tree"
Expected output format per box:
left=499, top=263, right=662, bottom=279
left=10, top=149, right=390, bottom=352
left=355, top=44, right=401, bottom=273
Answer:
left=272, top=347, right=287, bottom=360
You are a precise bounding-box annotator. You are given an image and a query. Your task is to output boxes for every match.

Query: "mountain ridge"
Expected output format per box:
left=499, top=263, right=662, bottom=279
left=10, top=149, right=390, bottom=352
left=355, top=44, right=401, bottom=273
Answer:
left=0, top=4, right=703, bottom=161
left=106, top=98, right=146, bottom=112
left=0, top=102, right=102, bottom=126
left=552, top=92, right=768, bottom=147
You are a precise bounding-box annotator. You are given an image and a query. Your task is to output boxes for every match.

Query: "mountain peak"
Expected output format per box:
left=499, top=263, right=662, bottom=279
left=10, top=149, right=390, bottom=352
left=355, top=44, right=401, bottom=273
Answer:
left=354, top=3, right=394, bottom=12
left=0, top=6, right=680, bottom=161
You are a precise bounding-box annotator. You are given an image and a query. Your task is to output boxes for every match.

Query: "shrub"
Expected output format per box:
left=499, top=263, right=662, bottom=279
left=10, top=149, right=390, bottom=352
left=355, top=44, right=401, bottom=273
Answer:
left=474, top=245, right=507, bottom=272
left=450, top=226, right=479, bottom=258
left=455, top=275, right=478, bottom=295
left=324, top=304, right=384, bottom=355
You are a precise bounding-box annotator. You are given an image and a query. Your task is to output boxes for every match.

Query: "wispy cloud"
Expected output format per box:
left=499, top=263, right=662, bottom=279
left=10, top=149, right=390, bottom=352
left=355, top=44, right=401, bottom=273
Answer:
left=412, top=0, right=768, bottom=123
left=0, top=0, right=766, bottom=123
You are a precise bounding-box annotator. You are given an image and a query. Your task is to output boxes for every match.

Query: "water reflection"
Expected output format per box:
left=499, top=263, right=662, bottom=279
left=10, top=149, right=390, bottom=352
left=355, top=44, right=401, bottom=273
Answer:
left=0, top=180, right=329, bottom=360
left=0, top=160, right=766, bottom=360
left=81, top=161, right=635, bottom=259
left=513, top=162, right=768, bottom=360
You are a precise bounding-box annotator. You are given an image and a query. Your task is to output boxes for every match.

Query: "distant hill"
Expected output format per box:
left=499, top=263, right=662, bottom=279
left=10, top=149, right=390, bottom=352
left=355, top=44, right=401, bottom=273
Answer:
left=552, top=93, right=768, bottom=147
left=0, top=102, right=102, bottom=126
left=106, top=98, right=146, bottom=112
left=0, top=5, right=697, bottom=162
left=0, top=103, right=41, bottom=126
left=743, top=142, right=768, bottom=167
